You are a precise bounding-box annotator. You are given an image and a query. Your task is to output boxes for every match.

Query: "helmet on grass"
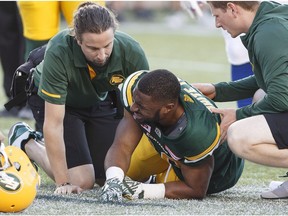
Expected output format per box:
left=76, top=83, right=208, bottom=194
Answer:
left=0, top=143, right=40, bottom=213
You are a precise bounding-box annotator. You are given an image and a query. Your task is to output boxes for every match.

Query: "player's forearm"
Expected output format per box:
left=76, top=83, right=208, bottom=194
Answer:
left=123, top=178, right=206, bottom=200
left=104, top=145, right=131, bottom=178
left=44, top=123, right=69, bottom=185
left=134, top=181, right=207, bottom=200
left=135, top=181, right=206, bottom=200
left=165, top=181, right=206, bottom=199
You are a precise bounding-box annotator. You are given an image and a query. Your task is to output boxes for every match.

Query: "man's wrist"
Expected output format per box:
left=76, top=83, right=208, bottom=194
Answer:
left=56, top=182, right=72, bottom=188
left=106, top=166, right=124, bottom=181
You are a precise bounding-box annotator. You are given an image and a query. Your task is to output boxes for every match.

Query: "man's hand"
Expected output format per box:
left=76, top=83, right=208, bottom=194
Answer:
left=54, top=184, right=83, bottom=195
left=211, top=108, right=237, bottom=143
left=122, top=176, right=144, bottom=200
left=100, top=177, right=124, bottom=202
left=191, top=83, right=216, bottom=99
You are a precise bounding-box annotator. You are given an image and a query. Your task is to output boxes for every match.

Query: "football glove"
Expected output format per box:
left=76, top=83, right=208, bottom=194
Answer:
left=122, top=176, right=144, bottom=200
left=100, top=177, right=124, bottom=202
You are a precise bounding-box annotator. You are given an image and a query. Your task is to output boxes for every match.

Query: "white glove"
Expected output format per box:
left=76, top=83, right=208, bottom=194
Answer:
left=123, top=176, right=165, bottom=199
left=122, top=176, right=144, bottom=200
left=100, top=177, right=124, bottom=202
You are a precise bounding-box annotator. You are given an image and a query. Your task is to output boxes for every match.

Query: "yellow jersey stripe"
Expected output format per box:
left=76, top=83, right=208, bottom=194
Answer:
left=185, top=123, right=221, bottom=162
left=41, top=89, right=61, bottom=98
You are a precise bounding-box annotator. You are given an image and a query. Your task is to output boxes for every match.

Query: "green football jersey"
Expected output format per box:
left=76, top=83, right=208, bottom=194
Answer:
left=121, top=71, right=244, bottom=194
left=34, top=29, right=149, bottom=108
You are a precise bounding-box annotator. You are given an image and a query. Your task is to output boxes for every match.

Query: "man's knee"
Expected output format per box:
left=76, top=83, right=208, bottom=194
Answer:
left=227, top=123, right=248, bottom=156
left=69, top=165, right=95, bottom=189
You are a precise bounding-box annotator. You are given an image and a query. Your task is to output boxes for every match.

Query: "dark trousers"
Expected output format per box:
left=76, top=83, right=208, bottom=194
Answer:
left=28, top=93, right=121, bottom=179
left=0, top=2, right=25, bottom=98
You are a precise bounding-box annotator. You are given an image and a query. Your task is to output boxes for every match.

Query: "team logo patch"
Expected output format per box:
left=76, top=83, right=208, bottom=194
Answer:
left=183, top=94, right=194, bottom=103
left=0, top=172, right=21, bottom=192
left=110, top=74, right=125, bottom=85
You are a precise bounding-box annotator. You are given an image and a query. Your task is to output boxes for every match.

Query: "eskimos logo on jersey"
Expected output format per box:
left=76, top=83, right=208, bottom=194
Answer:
left=0, top=172, right=21, bottom=192
left=183, top=94, right=194, bottom=103
left=110, top=74, right=125, bottom=85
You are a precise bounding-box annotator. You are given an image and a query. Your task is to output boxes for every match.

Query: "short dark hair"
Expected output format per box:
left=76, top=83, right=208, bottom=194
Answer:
left=207, top=1, right=259, bottom=11
left=137, top=69, right=180, bottom=103
left=73, top=2, right=118, bottom=42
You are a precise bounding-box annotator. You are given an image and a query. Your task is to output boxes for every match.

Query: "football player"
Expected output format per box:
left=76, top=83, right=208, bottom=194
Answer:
left=100, top=69, right=244, bottom=201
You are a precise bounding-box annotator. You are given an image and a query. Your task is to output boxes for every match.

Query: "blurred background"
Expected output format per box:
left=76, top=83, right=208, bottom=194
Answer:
left=0, top=1, right=233, bottom=138
left=2, top=3, right=288, bottom=212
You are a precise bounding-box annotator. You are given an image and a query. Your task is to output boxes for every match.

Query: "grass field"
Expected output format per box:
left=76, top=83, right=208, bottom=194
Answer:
left=1, top=20, right=288, bottom=215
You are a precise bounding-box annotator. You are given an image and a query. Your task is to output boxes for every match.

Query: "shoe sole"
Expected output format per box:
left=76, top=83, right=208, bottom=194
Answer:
left=261, top=195, right=288, bottom=199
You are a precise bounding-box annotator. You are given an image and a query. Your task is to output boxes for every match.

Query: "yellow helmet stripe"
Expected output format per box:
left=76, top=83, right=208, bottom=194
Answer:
left=122, top=71, right=145, bottom=107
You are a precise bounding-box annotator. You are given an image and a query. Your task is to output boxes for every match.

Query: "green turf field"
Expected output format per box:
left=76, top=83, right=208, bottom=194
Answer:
left=1, top=21, right=288, bottom=215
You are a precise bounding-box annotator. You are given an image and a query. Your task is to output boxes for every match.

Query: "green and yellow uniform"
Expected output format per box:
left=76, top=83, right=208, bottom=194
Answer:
left=123, top=71, right=244, bottom=194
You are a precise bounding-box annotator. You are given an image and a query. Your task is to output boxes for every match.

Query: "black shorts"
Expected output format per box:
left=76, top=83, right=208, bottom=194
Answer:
left=28, top=93, right=121, bottom=179
left=264, top=112, right=288, bottom=149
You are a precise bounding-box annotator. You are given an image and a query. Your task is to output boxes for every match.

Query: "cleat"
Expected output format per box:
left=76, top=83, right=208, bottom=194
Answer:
left=8, top=122, right=42, bottom=151
left=261, top=181, right=288, bottom=199
left=8, top=122, right=42, bottom=172
left=8, top=122, right=35, bottom=151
